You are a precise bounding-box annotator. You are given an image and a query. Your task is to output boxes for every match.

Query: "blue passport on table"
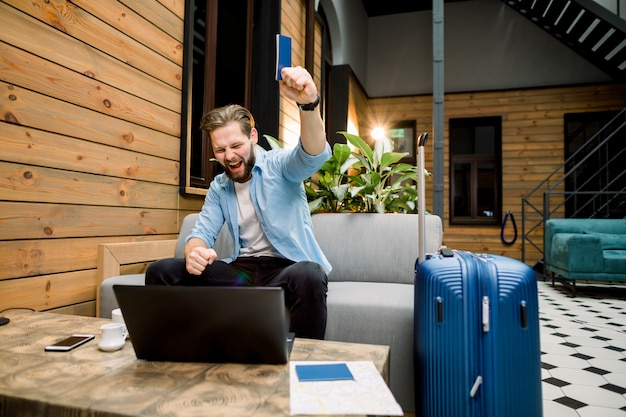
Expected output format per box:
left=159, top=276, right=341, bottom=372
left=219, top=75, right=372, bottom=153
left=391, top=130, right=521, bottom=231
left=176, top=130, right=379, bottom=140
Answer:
left=295, top=363, right=354, bottom=382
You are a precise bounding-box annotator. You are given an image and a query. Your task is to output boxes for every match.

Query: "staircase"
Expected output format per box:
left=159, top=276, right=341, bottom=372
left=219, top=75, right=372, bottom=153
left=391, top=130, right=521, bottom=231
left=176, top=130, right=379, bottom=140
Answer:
left=521, top=108, right=626, bottom=265
left=504, top=0, right=626, bottom=81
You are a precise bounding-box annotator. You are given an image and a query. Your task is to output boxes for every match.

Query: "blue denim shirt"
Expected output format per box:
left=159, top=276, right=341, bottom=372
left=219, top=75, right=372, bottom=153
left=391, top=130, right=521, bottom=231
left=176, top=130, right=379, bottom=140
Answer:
left=187, top=142, right=332, bottom=274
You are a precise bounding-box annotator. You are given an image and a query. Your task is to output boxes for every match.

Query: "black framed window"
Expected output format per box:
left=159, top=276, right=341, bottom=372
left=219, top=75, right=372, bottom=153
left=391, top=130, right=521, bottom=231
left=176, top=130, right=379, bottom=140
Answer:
left=180, top=0, right=280, bottom=194
left=449, top=117, right=502, bottom=225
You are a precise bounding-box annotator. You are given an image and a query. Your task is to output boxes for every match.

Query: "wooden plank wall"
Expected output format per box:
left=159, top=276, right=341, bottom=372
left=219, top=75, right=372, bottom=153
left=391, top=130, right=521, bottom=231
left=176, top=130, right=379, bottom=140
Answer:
left=362, top=83, right=626, bottom=266
left=349, top=73, right=370, bottom=138
left=0, top=0, right=203, bottom=316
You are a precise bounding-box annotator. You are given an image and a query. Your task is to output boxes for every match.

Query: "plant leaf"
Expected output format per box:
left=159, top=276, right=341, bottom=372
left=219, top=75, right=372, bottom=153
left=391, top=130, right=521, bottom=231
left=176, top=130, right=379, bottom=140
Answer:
left=350, top=185, right=366, bottom=197
left=373, top=136, right=394, bottom=167
left=308, top=197, right=324, bottom=212
left=380, top=152, right=408, bottom=169
left=340, top=157, right=359, bottom=174
left=331, top=183, right=350, bottom=201
left=333, top=143, right=352, bottom=164
left=264, top=134, right=283, bottom=150
left=339, top=131, right=374, bottom=162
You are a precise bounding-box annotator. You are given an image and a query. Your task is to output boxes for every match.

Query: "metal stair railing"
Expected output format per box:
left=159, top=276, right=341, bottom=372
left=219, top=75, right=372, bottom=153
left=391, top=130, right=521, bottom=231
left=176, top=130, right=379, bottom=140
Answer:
left=547, top=122, right=626, bottom=219
left=561, top=177, right=626, bottom=219
left=521, top=107, right=626, bottom=265
left=504, top=0, right=626, bottom=81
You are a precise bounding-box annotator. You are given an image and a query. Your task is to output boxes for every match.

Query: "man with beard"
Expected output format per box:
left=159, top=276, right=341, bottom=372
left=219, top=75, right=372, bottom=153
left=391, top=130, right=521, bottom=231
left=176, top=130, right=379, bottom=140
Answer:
left=145, top=66, right=332, bottom=339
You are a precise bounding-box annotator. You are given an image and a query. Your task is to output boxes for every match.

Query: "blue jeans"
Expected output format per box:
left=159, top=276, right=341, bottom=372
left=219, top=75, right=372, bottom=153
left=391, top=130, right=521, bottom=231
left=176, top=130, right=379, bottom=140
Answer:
left=145, top=256, right=328, bottom=339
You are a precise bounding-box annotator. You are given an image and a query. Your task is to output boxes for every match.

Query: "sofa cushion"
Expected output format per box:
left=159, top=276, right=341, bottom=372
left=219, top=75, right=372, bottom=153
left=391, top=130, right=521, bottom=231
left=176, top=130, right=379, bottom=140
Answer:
left=312, top=213, right=442, bottom=284
left=326, top=281, right=413, bottom=339
left=604, top=250, right=626, bottom=273
left=176, top=214, right=234, bottom=259
left=584, top=231, right=626, bottom=250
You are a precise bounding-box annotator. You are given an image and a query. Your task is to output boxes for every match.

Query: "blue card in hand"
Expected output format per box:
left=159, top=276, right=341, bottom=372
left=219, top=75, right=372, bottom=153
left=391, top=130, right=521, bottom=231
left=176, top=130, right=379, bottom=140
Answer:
left=275, top=34, right=292, bottom=81
left=295, top=363, right=354, bottom=382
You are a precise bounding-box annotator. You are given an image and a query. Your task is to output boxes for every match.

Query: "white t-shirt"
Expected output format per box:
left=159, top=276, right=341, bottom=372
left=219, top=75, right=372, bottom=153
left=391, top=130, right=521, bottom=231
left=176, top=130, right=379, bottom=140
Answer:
left=234, top=180, right=279, bottom=257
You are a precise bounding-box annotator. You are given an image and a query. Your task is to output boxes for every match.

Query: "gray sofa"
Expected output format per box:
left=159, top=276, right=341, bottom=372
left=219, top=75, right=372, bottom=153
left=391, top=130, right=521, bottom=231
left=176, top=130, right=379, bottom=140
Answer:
left=99, top=212, right=443, bottom=411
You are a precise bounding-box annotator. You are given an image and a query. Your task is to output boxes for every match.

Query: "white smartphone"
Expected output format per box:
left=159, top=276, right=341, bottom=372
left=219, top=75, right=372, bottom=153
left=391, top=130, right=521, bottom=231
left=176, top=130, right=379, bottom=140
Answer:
left=45, top=334, right=95, bottom=352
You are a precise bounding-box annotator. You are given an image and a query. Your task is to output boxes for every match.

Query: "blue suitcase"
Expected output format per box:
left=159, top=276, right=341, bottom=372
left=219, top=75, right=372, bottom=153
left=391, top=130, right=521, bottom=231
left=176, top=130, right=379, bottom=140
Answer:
left=414, top=249, right=542, bottom=417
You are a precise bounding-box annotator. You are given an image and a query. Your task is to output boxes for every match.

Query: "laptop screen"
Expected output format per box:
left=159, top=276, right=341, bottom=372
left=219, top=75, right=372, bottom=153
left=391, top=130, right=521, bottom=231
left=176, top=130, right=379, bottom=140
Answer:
left=113, top=285, right=290, bottom=364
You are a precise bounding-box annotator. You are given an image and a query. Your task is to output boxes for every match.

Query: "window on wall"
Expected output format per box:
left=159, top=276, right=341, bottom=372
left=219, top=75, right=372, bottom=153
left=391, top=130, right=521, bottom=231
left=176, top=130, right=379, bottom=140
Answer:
left=449, top=117, right=502, bottom=225
left=388, top=120, right=416, bottom=164
left=180, top=0, right=280, bottom=195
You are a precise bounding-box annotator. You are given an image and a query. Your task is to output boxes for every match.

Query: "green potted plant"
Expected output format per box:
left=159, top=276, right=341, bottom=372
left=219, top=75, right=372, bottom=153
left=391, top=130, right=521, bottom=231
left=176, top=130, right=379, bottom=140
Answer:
left=304, top=132, right=430, bottom=214
left=265, top=131, right=429, bottom=214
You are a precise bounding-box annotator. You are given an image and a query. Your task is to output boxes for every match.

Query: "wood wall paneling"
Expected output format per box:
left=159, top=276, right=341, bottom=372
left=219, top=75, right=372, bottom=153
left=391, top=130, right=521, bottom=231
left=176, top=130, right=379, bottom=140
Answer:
left=0, top=83, right=180, bottom=160
left=4, top=0, right=182, bottom=89
left=0, top=202, right=179, bottom=241
left=365, top=83, right=626, bottom=265
left=0, top=3, right=181, bottom=112
left=1, top=123, right=179, bottom=186
left=1, top=42, right=179, bottom=135
left=155, top=0, right=186, bottom=21
left=0, top=270, right=96, bottom=312
left=72, top=0, right=184, bottom=64
left=0, top=162, right=181, bottom=208
left=0, top=0, right=202, bottom=316
left=0, top=234, right=176, bottom=282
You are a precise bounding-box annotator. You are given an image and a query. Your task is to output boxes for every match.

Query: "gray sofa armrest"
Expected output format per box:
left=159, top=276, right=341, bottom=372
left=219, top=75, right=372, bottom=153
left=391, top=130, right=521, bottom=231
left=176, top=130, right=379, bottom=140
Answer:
left=96, top=239, right=177, bottom=317
left=98, top=214, right=234, bottom=317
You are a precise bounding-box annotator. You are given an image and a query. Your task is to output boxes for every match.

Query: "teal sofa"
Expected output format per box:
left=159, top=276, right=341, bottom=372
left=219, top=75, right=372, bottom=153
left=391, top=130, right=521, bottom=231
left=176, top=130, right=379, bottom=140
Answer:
left=544, top=218, right=626, bottom=295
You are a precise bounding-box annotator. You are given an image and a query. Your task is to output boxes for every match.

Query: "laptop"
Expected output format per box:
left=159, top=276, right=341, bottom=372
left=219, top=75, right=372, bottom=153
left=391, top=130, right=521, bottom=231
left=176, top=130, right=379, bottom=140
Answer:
left=113, top=285, right=292, bottom=364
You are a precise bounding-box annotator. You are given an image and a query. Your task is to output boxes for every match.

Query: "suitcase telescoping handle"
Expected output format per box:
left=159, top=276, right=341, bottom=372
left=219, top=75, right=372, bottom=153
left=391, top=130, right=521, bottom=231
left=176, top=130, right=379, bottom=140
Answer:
left=417, top=132, right=428, bottom=264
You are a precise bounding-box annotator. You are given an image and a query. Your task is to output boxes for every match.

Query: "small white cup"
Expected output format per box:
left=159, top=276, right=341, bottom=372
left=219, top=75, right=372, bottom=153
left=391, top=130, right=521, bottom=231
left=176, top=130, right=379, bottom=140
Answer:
left=111, top=308, right=128, bottom=339
left=98, top=322, right=126, bottom=352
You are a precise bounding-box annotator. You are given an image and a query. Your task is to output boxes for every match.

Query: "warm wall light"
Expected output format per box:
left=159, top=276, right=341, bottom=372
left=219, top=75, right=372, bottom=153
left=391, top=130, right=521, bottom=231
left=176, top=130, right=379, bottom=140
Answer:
left=371, top=127, right=386, bottom=141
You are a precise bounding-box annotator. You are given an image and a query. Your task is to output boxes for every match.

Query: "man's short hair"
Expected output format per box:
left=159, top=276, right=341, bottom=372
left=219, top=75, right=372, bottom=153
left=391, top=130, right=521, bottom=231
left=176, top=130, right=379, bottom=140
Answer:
left=199, top=104, right=255, bottom=137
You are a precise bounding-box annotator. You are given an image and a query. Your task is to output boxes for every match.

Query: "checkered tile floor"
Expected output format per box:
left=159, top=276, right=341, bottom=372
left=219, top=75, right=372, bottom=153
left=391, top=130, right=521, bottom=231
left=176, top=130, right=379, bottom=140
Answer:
left=538, top=280, right=626, bottom=416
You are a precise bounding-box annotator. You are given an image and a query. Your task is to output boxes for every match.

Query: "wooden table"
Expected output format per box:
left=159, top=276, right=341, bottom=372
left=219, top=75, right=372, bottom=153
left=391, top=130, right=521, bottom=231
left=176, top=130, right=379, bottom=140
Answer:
left=0, top=310, right=391, bottom=417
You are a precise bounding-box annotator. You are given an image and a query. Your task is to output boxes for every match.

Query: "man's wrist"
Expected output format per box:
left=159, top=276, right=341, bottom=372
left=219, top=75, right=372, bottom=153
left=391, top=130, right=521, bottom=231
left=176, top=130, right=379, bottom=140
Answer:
left=297, top=94, right=320, bottom=111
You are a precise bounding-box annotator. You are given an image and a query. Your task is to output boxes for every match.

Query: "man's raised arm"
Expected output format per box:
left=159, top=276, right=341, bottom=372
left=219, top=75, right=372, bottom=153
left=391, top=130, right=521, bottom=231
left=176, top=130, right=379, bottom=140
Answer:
left=279, top=66, right=327, bottom=156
